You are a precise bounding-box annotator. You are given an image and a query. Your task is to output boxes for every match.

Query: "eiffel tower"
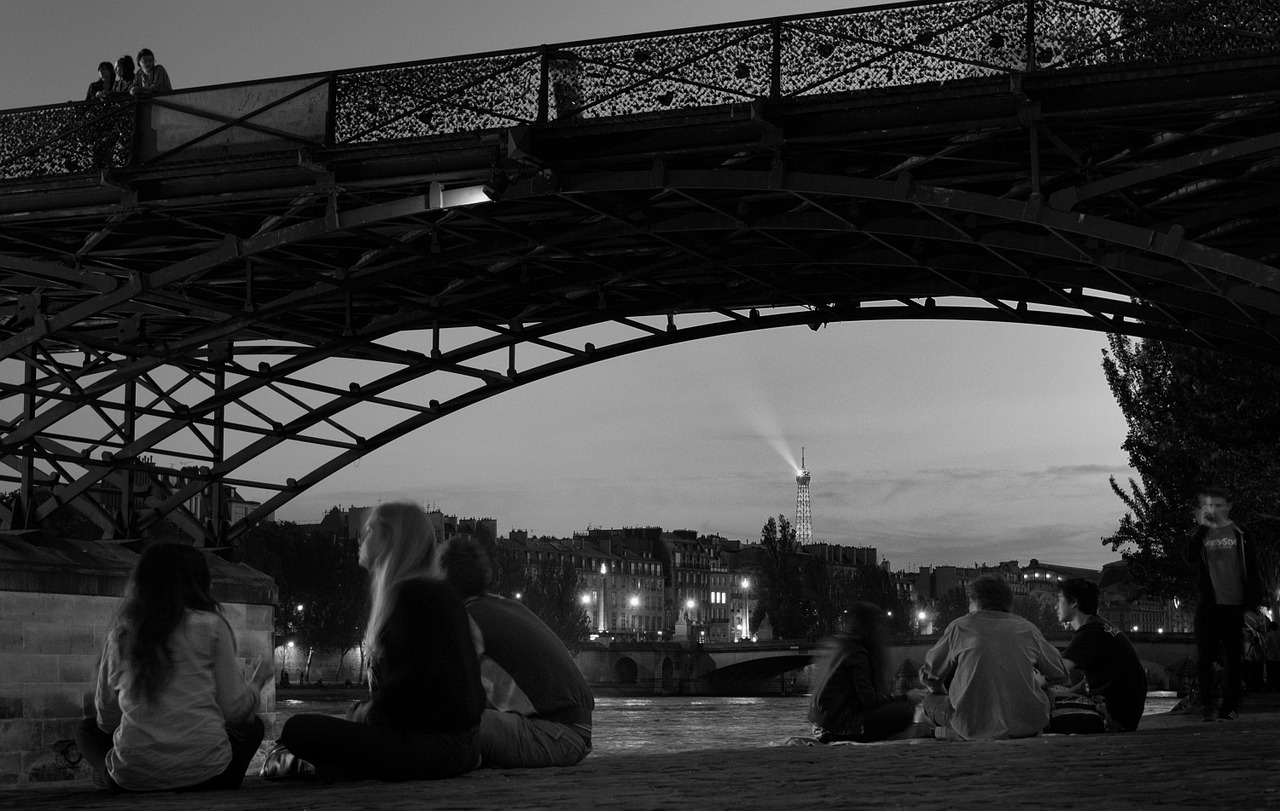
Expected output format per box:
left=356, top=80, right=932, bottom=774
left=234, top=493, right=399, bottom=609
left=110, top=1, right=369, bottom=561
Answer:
left=795, top=448, right=812, bottom=546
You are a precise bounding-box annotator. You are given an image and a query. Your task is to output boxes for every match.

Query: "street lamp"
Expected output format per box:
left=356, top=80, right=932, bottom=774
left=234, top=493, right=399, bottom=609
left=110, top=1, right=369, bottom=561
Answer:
left=740, top=578, right=751, bottom=641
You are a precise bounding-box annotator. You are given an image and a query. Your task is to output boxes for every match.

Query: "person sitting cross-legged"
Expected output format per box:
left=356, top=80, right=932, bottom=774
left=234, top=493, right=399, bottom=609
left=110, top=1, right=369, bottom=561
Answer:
left=1056, top=578, right=1147, bottom=731
left=436, top=536, right=594, bottom=768
left=807, top=601, right=927, bottom=743
left=919, top=574, right=1069, bottom=740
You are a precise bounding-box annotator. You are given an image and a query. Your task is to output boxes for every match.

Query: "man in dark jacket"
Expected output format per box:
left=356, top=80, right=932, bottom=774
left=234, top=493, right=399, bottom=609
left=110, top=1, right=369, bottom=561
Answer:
left=1184, top=486, right=1265, bottom=721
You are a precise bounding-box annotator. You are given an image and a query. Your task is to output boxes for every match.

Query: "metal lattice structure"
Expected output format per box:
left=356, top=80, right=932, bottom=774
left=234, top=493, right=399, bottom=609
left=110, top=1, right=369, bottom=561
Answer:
left=796, top=453, right=813, bottom=546
left=4, top=1, right=1280, bottom=546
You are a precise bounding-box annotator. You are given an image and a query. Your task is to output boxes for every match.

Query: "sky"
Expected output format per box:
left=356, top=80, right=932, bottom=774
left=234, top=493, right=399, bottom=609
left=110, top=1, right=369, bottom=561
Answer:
left=3, top=1, right=1141, bottom=570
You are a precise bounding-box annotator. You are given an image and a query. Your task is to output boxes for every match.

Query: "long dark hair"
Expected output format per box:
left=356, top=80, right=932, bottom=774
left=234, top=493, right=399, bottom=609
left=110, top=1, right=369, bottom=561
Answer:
left=842, top=601, right=890, bottom=692
left=113, top=543, right=222, bottom=703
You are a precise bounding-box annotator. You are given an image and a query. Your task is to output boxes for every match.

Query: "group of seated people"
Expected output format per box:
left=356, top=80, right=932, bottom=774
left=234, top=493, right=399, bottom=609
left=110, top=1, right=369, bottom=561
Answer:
left=85, top=48, right=171, bottom=101
left=74, top=501, right=594, bottom=792
left=807, top=574, right=1148, bottom=743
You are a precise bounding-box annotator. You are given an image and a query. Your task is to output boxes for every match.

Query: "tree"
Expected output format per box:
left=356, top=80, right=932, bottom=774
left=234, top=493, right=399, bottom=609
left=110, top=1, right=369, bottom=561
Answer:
left=935, top=586, right=970, bottom=631
left=1101, top=335, right=1280, bottom=606
left=522, top=554, right=590, bottom=653
left=757, top=515, right=807, bottom=638
left=241, top=521, right=367, bottom=681
left=1012, top=593, right=1062, bottom=636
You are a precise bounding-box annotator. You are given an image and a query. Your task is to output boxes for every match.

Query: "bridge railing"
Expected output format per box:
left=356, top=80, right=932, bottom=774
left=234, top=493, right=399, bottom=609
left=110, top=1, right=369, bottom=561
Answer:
left=2, top=0, right=1278, bottom=180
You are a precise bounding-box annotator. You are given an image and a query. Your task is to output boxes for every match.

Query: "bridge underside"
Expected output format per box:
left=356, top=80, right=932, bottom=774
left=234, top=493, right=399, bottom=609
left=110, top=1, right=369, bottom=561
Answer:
left=706, top=655, right=816, bottom=682
left=4, top=52, right=1280, bottom=543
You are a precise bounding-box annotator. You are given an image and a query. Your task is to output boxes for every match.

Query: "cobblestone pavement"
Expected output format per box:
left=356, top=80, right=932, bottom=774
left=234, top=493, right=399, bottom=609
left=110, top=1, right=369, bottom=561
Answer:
left=8, top=701, right=1280, bottom=810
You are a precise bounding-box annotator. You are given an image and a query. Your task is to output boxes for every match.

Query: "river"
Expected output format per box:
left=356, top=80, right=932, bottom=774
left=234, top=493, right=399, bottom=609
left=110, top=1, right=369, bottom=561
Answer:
left=274, top=692, right=1180, bottom=753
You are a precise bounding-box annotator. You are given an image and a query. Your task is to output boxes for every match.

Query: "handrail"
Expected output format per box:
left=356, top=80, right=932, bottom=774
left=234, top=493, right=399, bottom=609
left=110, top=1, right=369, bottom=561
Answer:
left=1, top=0, right=1276, bottom=181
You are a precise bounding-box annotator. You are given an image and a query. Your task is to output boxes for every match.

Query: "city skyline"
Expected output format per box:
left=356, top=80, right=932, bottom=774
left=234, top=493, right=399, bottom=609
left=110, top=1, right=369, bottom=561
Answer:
left=4, top=0, right=1141, bottom=569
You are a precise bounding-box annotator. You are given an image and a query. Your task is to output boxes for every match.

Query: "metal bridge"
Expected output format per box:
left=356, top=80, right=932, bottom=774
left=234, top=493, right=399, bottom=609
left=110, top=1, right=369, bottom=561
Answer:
left=3, top=0, right=1280, bottom=546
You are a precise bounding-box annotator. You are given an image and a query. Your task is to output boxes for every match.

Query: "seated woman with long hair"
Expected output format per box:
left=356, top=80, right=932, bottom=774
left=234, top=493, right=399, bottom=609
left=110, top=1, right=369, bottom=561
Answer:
left=75, top=542, right=271, bottom=792
left=807, top=601, right=925, bottom=743
left=261, top=501, right=485, bottom=781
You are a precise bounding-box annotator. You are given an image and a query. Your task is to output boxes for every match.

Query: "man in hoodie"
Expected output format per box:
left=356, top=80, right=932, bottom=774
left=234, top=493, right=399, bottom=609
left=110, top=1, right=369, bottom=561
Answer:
left=1185, top=486, right=1265, bottom=721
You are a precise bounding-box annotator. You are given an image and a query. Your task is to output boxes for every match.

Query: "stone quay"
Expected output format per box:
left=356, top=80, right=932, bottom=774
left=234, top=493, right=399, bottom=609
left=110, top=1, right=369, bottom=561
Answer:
left=6, top=695, right=1279, bottom=810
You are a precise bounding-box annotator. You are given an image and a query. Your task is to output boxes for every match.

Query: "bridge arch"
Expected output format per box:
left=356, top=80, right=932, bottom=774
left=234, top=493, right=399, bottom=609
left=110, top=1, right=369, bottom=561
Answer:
left=4, top=8, right=1280, bottom=542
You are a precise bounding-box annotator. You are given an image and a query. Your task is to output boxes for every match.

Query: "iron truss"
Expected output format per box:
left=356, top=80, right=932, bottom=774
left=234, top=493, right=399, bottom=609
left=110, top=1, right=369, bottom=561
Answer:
left=2, top=0, right=1280, bottom=545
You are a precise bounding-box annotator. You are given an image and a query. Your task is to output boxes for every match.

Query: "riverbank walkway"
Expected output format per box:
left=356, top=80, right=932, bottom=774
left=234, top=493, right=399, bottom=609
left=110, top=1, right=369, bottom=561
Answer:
left=8, top=696, right=1279, bottom=809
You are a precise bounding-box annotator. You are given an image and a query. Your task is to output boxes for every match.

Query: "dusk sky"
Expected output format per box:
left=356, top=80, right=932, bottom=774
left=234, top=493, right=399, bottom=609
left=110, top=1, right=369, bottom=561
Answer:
left=3, top=1, right=1141, bottom=570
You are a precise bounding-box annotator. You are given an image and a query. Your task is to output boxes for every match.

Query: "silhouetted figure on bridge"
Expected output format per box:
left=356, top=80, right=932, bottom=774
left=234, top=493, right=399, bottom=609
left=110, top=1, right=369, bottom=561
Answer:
left=131, top=48, right=171, bottom=97
left=85, top=62, right=116, bottom=101
left=438, top=536, right=595, bottom=768
left=807, top=602, right=927, bottom=743
left=113, top=55, right=135, bottom=93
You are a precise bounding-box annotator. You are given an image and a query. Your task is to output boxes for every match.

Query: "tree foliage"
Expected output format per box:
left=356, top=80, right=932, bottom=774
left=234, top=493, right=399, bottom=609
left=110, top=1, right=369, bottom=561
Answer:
left=483, top=541, right=590, bottom=652
left=935, top=586, right=970, bottom=631
left=759, top=514, right=909, bottom=639
left=758, top=515, right=808, bottom=638
left=241, top=521, right=367, bottom=680
left=1012, top=593, right=1063, bottom=636
left=1102, top=335, right=1280, bottom=606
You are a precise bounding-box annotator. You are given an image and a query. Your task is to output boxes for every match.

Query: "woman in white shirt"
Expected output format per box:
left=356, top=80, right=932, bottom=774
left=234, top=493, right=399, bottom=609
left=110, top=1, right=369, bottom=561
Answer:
left=75, top=543, right=272, bottom=792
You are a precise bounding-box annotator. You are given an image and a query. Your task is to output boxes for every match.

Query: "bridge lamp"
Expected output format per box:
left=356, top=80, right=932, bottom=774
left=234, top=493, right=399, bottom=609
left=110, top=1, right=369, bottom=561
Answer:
left=286, top=640, right=294, bottom=649
left=917, top=611, right=927, bottom=621
left=1157, top=628, right=1164, bottom=634
left=428, top=180, right=495, bottom=209
left=1132, top=625, right=1139, bottom=632
left=514, top=592, right=522, bottom=600
left=629, top=595, right=640, bottom=608
left=581, top=593, right=591, bottom=605
left=686, top=598, right=696, bottom=610
left=295, top=604, right=304, bottom=613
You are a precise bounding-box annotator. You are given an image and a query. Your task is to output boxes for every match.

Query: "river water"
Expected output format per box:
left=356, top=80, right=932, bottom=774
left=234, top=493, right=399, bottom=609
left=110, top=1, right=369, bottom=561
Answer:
left=275, top=692, right=1180, bottom=754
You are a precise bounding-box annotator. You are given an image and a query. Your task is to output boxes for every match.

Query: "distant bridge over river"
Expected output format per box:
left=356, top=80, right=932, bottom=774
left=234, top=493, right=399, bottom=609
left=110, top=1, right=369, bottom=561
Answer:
left=577, top=633, right=1199, bottom=695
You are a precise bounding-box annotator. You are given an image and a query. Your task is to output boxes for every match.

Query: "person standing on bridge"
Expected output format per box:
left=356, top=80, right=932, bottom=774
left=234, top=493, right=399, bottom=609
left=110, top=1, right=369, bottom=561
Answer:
left=436, top=536, right=595, bottom=767
left=1184, top=486, right=1264, bottom=721
left=807, top=602, right=927, bottom=743
left=131, top=48, right=172, bottom=97
left=1055, top=578, right=1147, bottom=731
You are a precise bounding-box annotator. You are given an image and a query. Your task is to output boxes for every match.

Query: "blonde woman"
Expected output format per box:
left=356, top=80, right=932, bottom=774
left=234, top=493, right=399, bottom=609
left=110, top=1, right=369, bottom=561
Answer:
left=261, top=502, right=484, bottom=781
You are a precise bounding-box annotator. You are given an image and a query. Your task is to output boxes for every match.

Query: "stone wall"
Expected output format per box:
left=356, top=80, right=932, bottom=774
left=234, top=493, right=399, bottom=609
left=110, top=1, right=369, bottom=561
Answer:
left=0, top=532, right=276, bottom=786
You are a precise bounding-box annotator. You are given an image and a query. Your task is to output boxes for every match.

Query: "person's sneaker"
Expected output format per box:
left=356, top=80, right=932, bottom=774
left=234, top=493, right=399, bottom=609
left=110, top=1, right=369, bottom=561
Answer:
left=259, top=743, right=316, bottom=780
left=1217, top=709, right=1238, bottom=721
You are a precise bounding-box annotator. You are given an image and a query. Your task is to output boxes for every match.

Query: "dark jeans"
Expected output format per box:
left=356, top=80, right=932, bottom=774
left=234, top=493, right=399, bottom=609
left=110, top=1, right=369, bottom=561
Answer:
left=1194, top=603, right=1245, bottom=713
left=74, top=716, right=264, bottom=792
left=278, top=714, right=479, bottom=782
left=818, top=700, right=915, bottom=743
